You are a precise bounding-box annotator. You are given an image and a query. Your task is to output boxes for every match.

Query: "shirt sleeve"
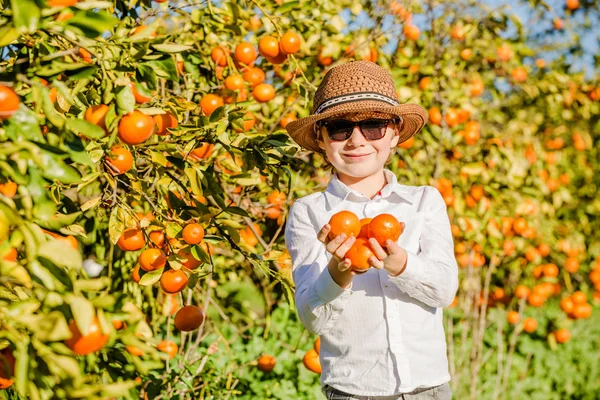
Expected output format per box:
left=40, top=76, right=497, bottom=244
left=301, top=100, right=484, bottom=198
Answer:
left=388, top=186, right=459, bottom=308
left=284, top=200, right=352, bottom=335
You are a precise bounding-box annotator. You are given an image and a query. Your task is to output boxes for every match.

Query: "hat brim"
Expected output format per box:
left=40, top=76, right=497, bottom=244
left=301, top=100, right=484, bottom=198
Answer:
left=285, top=101, right=428, bottom=153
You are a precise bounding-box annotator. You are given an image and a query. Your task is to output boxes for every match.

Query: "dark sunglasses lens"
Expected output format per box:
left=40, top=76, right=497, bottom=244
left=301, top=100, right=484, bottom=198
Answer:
left=325, top=120, right=354, bottom=141
left=360, top=120, right=389, bottom=140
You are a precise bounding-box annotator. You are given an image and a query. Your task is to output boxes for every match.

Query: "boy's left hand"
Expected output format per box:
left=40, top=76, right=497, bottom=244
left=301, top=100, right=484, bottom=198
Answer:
left=367, top=238, right=408, bottom=276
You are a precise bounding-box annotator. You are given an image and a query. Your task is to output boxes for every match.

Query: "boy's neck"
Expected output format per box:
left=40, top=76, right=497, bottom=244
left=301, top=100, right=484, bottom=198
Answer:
left=336, top=169, right=388, bottom=200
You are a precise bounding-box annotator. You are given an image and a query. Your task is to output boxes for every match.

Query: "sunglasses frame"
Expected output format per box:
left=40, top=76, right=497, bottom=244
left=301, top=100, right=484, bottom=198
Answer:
left=315, top=117, right=404, bottom=142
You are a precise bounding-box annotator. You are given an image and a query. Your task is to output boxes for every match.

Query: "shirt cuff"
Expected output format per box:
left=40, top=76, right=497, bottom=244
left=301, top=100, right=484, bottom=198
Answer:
left=388, top=250, right=424, bottom=283
left=314, top=265, right=352, bottom=304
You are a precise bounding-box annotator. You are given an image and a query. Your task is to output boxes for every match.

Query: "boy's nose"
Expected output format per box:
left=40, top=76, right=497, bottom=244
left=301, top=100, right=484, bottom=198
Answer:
left=347, top=126, right=365, bottom=146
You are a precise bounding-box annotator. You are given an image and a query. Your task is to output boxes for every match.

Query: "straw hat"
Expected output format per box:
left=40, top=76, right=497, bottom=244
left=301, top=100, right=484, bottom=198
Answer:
left=285, top=60, right=428, bottom=153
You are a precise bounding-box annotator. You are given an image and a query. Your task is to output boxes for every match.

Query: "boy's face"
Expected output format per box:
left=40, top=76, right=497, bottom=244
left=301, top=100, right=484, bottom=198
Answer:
left=317, top=114, right=400, bottom=179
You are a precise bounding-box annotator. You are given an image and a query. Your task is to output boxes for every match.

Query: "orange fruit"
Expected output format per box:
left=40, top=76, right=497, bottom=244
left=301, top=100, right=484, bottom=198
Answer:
left=257, top=355, right=276, bottom=372
left=48, top=0, right=78, bottom=6
left=252, top=83, right=275, bottom=103
left=211, top=46, right=229, bottom=67
left=404, top=24, right=420, bottom=40
left=149, top=230, right=165, bottom=248
left=132, top=265, right=142, bottom=283
left=317, top=51, right=333, bottom=66
left=2, top=248, right=17, bottom=262
left=428, top=107, right=442, bottom=125
left=84, top=104, right=109, bottom=131
left=160, top=269, right=189, bottom=294
left=65, top=316, right=109, bottom=355
left=112, top=319, right=126, bottom=330
left=224, top=74, right=245, bottom=91
left=131, top=25, right=156, bottom=38
left=514, top=285, right=530, bottom=299
left=554, top=329, right=570, bottom=344
left=397, top=136, right=415, bottom=149
left=303, top=349, right=321, bottom=373
left=512, top=218, right=528, bottom=235
left=553, top=18, right=564, bottom=30
left=153, top=112, right=178, bottom=136
left=126, top=345, right=143, bottom=356
left=511, top=67, right=527, bottom=83
left=523, top=317, right=538, bottom=333
left=542, top=263, right=559, bottom=277
left=106, top=146, right=134, bottom=175
left=234, top=42, right=257, bottom=66
left=0, top=182, right=17, bottom=198
left=267, top=191, right=286, bottom=206
left=279, top=31, right=301, bottom=54
left=507, top=311, right=520, bottom=325
left=0, top=347, right=15, bottom=389
left=0, top=85, right=19, bottom=120
left=328, top=210, right=361, bottom=240
left=200, top=94, right=224, bottom=116
left=460, top=48, right=472, bottom=60
left=190, top=143, right=214, bottom=160
left=174, top=305, right=205, bottom=331
left=566, top=0, right=580, bottom=10
left=564, top=257, right=579, bottom=273
left=258, top=36, right=280, bottom=58
left=537, top=243, right=550, bottom=257
left=314, top=337, right=320, bottom=354
left=560, top=296, right=575, bottom=314
left=266, top=51, right=288, bottom=65
left=117, top=228, right=145, bottom=251
left=182, top=223, right=205, bottom=245
left=573, top=302, right=592, bottom=319
left=177, top=247, right=202, bottom=270
left=345, top=238, right=375, bottom=272
left=139, top=248, right=167, bottom=272
left=243, top=67, right=265, bottom=87
left=130, top=82, right=153, bottom=104
left=118, top=111, right=155, bottom=145
left=571, top=291, right=587, bottom=304
left=368, top=214, right=403, bottom=246
left=157, top=340, right=178, bottom=359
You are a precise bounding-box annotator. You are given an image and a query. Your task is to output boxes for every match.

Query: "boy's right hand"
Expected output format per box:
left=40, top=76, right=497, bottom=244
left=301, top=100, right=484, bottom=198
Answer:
left=317, top=224, right=365, bottom=285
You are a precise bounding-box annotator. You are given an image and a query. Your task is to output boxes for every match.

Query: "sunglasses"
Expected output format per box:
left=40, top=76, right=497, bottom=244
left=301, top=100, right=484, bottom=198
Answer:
left=316, top=118, right=403, bottom=142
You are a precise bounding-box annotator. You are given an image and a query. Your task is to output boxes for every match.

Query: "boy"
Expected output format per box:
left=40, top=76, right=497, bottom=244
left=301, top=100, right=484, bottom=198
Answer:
left=284, top=61, right=458, bottom=400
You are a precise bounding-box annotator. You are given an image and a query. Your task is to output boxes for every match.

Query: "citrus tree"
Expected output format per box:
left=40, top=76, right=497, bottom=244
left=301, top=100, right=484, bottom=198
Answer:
left=0, top=0, right=599, bottom=399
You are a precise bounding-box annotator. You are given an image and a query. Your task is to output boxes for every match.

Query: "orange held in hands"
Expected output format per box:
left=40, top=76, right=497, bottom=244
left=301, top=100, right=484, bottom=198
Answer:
left=328, top=210, right=361, bottom=240
left=368, top=213, right=403, bottom=246
left=344, top=238, right=375, bottom=272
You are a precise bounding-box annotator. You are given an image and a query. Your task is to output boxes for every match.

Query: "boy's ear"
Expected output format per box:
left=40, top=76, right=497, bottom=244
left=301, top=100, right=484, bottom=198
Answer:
left=390, top=129, right=400, bottom=148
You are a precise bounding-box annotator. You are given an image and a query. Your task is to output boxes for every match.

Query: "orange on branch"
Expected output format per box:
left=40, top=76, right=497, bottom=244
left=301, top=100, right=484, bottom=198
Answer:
left=258, top=36, right=280, bottom=58
left=234, top=42, right=257, bottom=67
left=182, top=223, right=205, bottom=245
left=200, top=94, right=224, bottom=116
left=84, top=104, right=109, bottom=131
left=153, top=112, right=178, bottom=136
left=118, top=111, right=155, bottom=145
left=139, top=248, right=167, bottom=272
left=118, top=228, right=145, bottom=251
left=160, top=269, right=189, bottom=294
left=211, top=46, right=229, bottom=66
left=65, top=316, right=109, bottom=355
left=157, top=340, right=178, bottom=359
left=0, top=85, right=19, bottom=120
left=252, top=83, right=275, bottom=103
left=174, top=305, right=205, bottom=331
left=257, top=355, right=276, bottom=372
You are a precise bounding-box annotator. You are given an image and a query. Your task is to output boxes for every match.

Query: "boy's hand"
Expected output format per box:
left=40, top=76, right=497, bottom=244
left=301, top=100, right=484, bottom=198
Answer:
left=366, top=237, right=408, bottom=277
left=317, top=224, right=364, bottom=288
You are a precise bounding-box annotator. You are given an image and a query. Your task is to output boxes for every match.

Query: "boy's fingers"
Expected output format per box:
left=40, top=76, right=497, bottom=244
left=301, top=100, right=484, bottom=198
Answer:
left=317, top=224, right=331, bottom=244
left=369, top=256, right=384, bottom=270
left=385, top=240, right=402, bottom=255
left=337, top=258, right=351, bottom=272
left=326, top=233, right=348, bottom=255
left=368, top=238, right=387, bottom=260
left=333, top=236, right=355, bottom=260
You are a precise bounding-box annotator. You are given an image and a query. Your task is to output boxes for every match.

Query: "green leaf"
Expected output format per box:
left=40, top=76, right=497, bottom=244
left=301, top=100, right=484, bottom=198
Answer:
left=116, top=85, right=135, bottom=115
left=151, top=44, right=193, bottom=53
left=37, top=240, right=82, bottom=270
left=65, top=10, right=118, bottom=38
left=39, top=151, right=82, bottom=184
left=224, top=206, right=249, bottom=217
left=35, top=211, right=82, bottom=231
left=278, top=1, right=300, bottom=13
left=4, top=107, right=44, bottom=142
left=11, top=0, right=40, bottom=33
left=65, top=294, right=95, bottom=335
left=139, top=267, right=164, bottom=286
left=0, top=26, right=19, bottom=47
left=66, top=118, right=105, bottom=139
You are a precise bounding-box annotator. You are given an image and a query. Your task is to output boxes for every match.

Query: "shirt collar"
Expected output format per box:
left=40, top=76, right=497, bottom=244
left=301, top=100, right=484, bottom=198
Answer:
left=324, top=169, right=414, bottom=210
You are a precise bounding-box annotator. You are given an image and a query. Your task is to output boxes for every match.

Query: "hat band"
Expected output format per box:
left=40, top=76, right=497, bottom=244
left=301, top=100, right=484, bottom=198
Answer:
left=314, top=92, right=400, bottom=115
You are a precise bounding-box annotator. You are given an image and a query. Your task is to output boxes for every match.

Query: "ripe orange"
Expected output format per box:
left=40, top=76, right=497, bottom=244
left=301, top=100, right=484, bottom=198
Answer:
left=317, top=51, right=333, bottom=66
left=514, top=285, right=530, bottom=299
left=450, top=25, right=466, bottom=40
left=279, top=31, right=301, bottom=54
left=174, top=305, right=205, bottom=331
left=444, top=108, right=459, bottom=127
left=132, top=265, right=142, bottom=283
left=131, top=25, right=156, bottom=38
left=177, top=247, right=202, bottom=270
left=507, top=311, right=520, bottom=325
left=314, top=337, right=320, bottom=354
left=149, top=230, right=165, bottom=248
left=523, top=317, right=538, bottom=333
left=48, top=0, right=78, bottom=6
left=65, top=316, right=109, bottom=355
left=157, top=340, right=178, bottom=359
left=243, top=67, right=265, bottom=87
left=564, top=257, right=579, bottom=273
left=328, top=210, right=361, bottom=240
left=537, top=243, right=550, bottom=257
left=572, top=302, right=592, bottom=319
left=0, top=85, right=19, bottom=120
left=160, top=269, right=189, bottom=294
left=84, top=104, right=109, bottom=131
left=566, top=0, right=580, bottom=10
left=404, top=24, right=420, bottom=40
left=126, top=345, right=143, bottom=356
left=211, top=46, right=229, bottom=66
left=118, top=111, right=155, bottom=145
left=182, top=223, right=205, bottom=245
left=571, top=291, right=587, bottom=304
left=303, top=349, right=321, bottom=373
left=511, top=67, right=527, bottom=83
left=553, top=17, right=564, bottom=30
left=190, top=143, right=214, bottom=160
left=460, top=48, right=472, bottom=60
left=397, top=136, right=415, bottom=149
left=233, top=111, right=256, bottom=132
left=560, top=296, right=575, bottom=314
left=267, top=191, right=286, bottom=206
left=106, top=146, right=134, bottom=175
left=234, top=42, right=257, bottom=66
left=200, top=94, right=224, bottom=116
left=496, top=44, right=513, bottom=61
left=358, top=220, right=371, bottom=239
left=130, top=82, right=153, bottom=104
left=542, top=263, right=558, bottom=277
left=0, top=347, right=15, bottom=389
left=428, top=107, right=442, bottom=125
left=2, top=248, right=17, bottom=262
left=0, top=182, right=17, bottom=198
left=225, top=74, right=245, bottom=91
left=139, top=248, right=167, bottom=272
left=257, top=355, right=276, bottom=372
left=252, top=83, right=275, bottom=103
left=554, top=329, right=571, bottom=344
left=344, top=238, right=375, bottom=272
left=118, top=228, right=145, bottom=251
left=266, top=51, right=288, bottom=65
left=258, top=36, right=280, bottom=58
left=368, top=214, right=403, bottom=246
left=153, top=112, right=178, bottom=136
left=512, top=218, right=527, bottom=235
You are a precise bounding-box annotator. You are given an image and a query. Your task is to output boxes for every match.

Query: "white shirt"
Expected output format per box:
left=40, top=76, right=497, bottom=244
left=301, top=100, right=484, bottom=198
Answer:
left=284, top=169, right=458, bottom=396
